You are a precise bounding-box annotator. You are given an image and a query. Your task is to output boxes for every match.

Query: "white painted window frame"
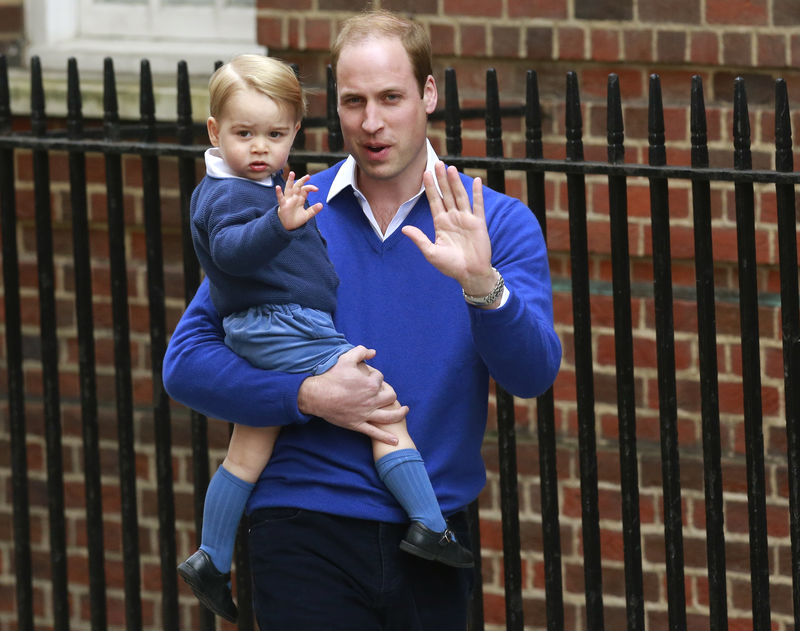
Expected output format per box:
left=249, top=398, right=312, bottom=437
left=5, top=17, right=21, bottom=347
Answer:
left=24, top=0, right=265, bottom=77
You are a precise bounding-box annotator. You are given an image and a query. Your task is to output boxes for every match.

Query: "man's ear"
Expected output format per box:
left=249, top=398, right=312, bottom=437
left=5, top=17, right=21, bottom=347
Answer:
left=207, top=117, right=220, bottom=146
left=423, top=75, right=438, bottom=114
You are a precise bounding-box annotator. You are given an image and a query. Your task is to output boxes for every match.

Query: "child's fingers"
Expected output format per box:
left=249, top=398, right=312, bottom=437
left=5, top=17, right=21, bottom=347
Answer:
left=306, top=202, right=324, bottom=217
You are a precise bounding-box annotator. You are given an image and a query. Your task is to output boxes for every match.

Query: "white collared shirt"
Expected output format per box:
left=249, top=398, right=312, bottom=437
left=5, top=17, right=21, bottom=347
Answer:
left=204, top=147, right=277, bottom=187
left=326, top=139, right=440, bottom=241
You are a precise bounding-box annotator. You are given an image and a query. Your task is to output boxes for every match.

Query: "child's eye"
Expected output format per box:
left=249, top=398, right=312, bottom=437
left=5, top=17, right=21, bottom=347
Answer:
left=269, top=131, right=284, bottom=138
left=237, top=130, right=252, bottom=138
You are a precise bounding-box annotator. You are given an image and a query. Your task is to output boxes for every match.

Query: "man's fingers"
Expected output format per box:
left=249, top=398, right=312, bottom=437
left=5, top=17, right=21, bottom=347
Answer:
left=448, top=164, right=471, bottom=211
left=357, top=423, right=400, bottom=446
left=343, top=345, right=377, bottom=365
left=401, top=225, right=433, bottom=258
left=435, top=161, right=456, bottom=210
left=472, top=176, right=485, bottom=220
left=423, top=171, right=443, bottom=218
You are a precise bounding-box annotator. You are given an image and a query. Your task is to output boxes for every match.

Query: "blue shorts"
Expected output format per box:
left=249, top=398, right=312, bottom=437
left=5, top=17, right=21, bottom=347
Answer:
left=223, top=303, right=354, bottom=375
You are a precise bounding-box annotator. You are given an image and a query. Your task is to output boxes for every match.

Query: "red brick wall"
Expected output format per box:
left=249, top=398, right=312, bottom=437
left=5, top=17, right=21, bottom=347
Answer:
left=0, top=1, right=798, bottom=630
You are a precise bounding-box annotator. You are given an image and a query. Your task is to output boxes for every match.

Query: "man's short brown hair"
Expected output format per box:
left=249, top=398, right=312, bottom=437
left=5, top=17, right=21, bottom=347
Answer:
left=331, top=9, right=433, bottom=97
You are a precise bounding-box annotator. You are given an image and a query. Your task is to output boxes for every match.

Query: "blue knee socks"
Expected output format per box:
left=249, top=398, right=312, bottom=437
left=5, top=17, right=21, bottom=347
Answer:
left=199, top=465, right=255, bottom=573
left=375, top=448, right=447, bottom=533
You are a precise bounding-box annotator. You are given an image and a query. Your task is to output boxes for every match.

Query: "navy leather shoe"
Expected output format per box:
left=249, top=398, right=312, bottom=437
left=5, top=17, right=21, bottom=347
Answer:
left=399, top=522, right=474, bottom=568
left=177, top=549, right=238, bottom=622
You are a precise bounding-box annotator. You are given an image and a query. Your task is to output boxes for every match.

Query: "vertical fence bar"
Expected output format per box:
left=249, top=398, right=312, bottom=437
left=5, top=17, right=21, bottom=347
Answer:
left=689, top=75, right=728, bottom=631
left=485, top=68, right=524, bottom=631
left=444, top=68, right=463, bottom=158
left=102, top=57, right=143, bottom=631
left=606, top=73, right=645, bottom=631
left=139, top=59, right=179, bottom=630
left=67, top=57, right=108, bottom=631
left=442, top=66, right=486, bottom=631
left=0, top=54, right=34, bottom=631
left=176, top=61, right=215, bottom=631
left=647, top=74, right=687, bottom=631
left=774, top=77, right=800, bottom=630
left=176, top=61, right=202, bottom=300
left=565, top=71, right=605, bottom=631
left=326, top=65, right=342, bottom=152
left=790, top=338, right=800, bottom=630
left=30, top=56, right=71, bottom=631
left=289, top=63, right=308, bottom=177
left=525, top=69, right=564, bottom=631
left=732, top=76, right=771, bottom=631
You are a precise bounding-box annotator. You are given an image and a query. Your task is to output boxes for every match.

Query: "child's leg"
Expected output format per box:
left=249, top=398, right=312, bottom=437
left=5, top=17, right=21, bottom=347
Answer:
left=372, top=417, right=448, bottom=534
left=200, top=424, right=280, bottom=573
left=373, top=417, right=473, bottom=567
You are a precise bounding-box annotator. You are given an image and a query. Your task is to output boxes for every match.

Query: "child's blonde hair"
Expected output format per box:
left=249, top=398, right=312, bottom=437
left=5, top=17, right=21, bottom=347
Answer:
left=208, top=54, right=307, bottom=122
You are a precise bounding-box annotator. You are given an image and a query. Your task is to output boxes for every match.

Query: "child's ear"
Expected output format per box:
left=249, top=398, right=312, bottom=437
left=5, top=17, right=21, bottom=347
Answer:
left=207, top=117, right=220, bottom=146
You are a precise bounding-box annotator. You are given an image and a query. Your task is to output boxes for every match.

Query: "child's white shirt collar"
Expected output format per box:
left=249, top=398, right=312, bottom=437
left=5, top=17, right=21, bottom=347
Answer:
left=204, top=147, right=277, bottom=187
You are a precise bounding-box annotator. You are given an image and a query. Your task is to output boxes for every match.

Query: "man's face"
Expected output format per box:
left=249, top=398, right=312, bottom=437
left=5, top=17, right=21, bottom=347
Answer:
left=336, top=36, right=437, bottom=194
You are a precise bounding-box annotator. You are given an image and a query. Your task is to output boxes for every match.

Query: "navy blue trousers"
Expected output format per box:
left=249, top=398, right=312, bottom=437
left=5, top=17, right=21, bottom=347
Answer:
left=247, top=507, right=475, bottom=630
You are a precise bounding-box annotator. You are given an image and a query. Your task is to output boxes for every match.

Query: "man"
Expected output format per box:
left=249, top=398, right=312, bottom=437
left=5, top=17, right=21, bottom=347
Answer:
left=163, top=8, right=561, bottom=630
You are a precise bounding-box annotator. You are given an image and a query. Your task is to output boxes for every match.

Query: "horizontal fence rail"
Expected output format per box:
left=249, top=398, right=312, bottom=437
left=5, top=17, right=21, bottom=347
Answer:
left=0, top=54, right=799, bottom=631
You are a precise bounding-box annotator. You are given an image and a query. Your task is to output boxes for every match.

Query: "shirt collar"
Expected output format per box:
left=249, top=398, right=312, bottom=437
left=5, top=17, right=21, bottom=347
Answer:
left=204, top=147, right=277, bottom=187
left=327, top=139, right=440, bottom=203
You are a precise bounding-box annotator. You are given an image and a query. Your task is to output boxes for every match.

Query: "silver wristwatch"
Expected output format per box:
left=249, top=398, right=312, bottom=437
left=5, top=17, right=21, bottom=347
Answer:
left=462, top=268, right=505, bottom=306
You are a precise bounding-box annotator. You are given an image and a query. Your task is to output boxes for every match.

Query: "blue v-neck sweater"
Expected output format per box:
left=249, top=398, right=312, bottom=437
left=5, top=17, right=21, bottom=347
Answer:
left=164, top=161, right=561, bottom=521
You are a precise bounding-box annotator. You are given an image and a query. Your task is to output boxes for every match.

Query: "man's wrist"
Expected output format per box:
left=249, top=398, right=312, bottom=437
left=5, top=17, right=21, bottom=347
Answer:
left=296, top=374, right=319, bottom=416
left=462, top=267, right=504, bottom=306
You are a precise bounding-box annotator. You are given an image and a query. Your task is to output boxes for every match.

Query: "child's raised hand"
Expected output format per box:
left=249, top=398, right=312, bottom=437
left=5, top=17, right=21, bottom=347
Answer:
left=276, top=171, right=324, bottom=231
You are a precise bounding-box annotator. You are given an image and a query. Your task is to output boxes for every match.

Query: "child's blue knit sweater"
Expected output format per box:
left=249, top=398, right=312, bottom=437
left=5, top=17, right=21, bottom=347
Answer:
left=190, top=175, right=339, bottom=318
left=165, top=161, right=562, bottom=522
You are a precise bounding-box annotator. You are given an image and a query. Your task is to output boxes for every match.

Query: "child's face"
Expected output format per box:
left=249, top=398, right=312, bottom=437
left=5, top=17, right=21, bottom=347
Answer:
left=207, top=87, right=300, bottom=182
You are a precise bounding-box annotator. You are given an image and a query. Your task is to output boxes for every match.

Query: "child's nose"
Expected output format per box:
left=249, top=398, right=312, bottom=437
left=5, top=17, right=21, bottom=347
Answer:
left=252, top=136, right=267, bottom=152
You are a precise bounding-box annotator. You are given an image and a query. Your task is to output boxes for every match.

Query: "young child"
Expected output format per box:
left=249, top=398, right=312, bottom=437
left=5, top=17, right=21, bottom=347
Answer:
left=176, top=54, right=473, bottom=623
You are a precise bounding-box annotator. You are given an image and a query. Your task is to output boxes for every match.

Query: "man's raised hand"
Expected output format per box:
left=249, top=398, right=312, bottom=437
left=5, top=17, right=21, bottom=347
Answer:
left=401, top=161, right=498, bottom=300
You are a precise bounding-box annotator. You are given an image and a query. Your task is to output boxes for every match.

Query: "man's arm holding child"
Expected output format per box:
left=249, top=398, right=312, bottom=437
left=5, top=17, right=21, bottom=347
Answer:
left=163, top=279, right=404, bottom=442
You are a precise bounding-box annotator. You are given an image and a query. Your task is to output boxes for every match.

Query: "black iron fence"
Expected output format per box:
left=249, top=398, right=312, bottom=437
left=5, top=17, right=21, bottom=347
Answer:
left=1, top=53, right=799, bottom=631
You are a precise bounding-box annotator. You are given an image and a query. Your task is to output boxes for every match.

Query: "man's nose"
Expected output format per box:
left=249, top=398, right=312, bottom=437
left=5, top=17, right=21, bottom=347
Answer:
left=361, top=102, right=383, bottom=133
